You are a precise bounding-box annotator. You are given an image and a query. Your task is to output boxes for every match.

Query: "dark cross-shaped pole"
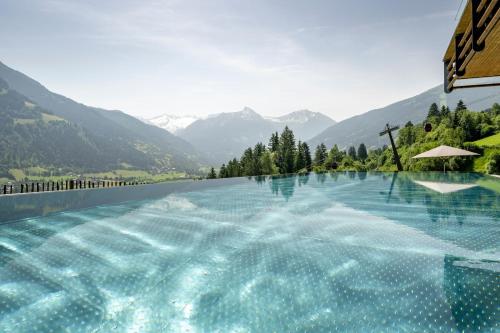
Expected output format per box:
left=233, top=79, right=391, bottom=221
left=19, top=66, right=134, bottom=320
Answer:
left=379, top=123, right=403, bottom=171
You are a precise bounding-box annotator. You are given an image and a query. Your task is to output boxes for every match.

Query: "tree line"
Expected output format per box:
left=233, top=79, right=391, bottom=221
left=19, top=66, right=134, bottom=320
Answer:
left=207, top=126, right=373, bottom=179
left=208, top=100, right=500, bottom=178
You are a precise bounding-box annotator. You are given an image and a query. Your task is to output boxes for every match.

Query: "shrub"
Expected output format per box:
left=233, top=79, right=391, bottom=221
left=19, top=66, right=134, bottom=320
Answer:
left=486, top=152, right=500, bottom=174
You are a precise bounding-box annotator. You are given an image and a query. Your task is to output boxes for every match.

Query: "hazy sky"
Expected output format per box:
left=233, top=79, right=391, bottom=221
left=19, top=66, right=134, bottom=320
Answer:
left=1, top=0, right=464, bottom=120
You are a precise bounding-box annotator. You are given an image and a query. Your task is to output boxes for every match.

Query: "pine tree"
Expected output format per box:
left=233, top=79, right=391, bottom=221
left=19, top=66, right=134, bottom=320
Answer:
left=261, top=150, right=277, bottom=175
left=455, top=100, right=467, bottom=112
left=314, top=143, right=327, bottom=166
left=295, top=140, right=306, bottom=171
left=227, top=158, right=241, bottom=177
left=440, top=105, right=450, bottom=118
left=302, top=142, right=312, bottom=171
left=268, top=132, right=280, bottom=152
left=397, top=122, right=416, bottom=146
left=357, top=143, right=368, bottom=161
left=218, top=164, right=227, bottom=178
left=241, top=148, right=254, bottom=176
left=348, top=146, right=357, bottom=160
left=427, top=103, right=440, bottom=119
left=325, top=144, right=342, bottom=169
left=253, top=142, right=266, bottom=175
left=276, top=126, right=296, bottom=174
left=207, top=167, right=217, bottom=179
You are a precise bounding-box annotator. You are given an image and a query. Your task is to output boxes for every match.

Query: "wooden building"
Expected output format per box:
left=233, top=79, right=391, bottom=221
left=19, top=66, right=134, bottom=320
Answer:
left=443, top=0, right=499, bottom=92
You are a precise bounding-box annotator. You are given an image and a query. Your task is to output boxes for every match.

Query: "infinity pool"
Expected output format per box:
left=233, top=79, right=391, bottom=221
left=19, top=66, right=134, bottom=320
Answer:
left=0, top=172, right=498, bottom=332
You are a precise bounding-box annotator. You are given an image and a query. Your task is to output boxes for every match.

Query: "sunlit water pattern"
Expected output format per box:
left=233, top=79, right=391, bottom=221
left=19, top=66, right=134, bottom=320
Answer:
left=0, top=172, right=498, bottom=332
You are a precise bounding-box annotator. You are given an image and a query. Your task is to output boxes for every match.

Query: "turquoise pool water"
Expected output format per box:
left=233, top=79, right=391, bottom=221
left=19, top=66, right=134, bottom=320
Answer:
left=0, top=172, right=498, bottom=332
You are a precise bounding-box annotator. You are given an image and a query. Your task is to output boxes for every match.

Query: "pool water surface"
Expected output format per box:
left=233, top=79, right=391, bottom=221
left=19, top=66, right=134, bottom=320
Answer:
left=0, top=172, right=498, bottom=332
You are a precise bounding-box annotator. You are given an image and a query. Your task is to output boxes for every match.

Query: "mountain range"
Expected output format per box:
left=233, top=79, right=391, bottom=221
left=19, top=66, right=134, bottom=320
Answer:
left=171, top=108, right=336, bottom=163
left=1, top=60, right=499, bottom=177
left=0, top=61, right=205, bottom=176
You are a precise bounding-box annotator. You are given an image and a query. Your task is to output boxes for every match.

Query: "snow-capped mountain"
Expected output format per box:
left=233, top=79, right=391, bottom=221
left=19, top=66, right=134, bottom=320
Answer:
left=146, top=114, right=200, bottom=134
left=173, top=107, right=335, bottom=163
left=265, top=110, right=336, bottom=140
left=267, top=109, right=332, bottom=124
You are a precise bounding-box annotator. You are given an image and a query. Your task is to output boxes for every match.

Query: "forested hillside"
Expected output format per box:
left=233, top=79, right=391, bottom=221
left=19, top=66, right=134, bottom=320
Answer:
left=0, top=62, right=206, bottom=178
left=209, top=101, right=500, bottom=178
left=309, top=85, right=500, bottom=150
left=0, top=78, right=118, bottom=177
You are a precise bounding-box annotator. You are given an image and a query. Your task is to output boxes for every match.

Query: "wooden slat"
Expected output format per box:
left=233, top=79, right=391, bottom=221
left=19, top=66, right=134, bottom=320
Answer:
left=478, top=3, right=500, bottom=43
left=478, top=0, right=489, bottom=11
left=458, top=22, right=473, bottom=47
left=458, top=37, right=472, bottom=60
left=478, top=0, right=498, bottom=27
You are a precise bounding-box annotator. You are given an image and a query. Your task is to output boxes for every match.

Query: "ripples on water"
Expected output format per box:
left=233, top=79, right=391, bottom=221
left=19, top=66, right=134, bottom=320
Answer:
left=0, top=172, right=498, bottom=332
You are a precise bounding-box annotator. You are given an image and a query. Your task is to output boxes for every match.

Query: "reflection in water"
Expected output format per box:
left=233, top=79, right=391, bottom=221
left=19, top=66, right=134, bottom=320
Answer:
left=298, top=173, right=310, bottom=186
left=380, top=173, right=398, bottom=203
left=389, top=173, right=499, bottom=225
left=329, top=171, right=339, bottom=181
left=0, top=172, right=498, bottom=332
left=254, top=175, right=267, bottom=185
left=413, top=180, right=478, bottom=194
left=444, top=255, right=499, bottom=332
left=315, top=172, right=326, bottom=184
left=269, top=175, right=296, bottom=201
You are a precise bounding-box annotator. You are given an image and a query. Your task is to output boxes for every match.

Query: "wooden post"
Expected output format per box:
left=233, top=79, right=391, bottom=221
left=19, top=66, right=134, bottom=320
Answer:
left=10, top=185, right=13, bottom=194
left=379, top=123, right=403, bottom=171
left=31, top=183, right=34, bottom=192
left=21, top=184, right=24, bottom=193
left=36, top=183, right=40, bottom=192
left=3, top=185, right=6, bottom=194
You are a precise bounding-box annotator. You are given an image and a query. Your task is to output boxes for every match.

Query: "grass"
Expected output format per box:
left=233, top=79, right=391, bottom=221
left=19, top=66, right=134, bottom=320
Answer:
left=477, top=177, right=500, bottom=194
left=3, top=168, right=190, bottom=183
left=24, top=101, right=36, bottom=109
left=84, top=169, right=188, bottom=182
left=0, top=177, right=12, bottom=184
left=473, top=132, right=500, bottom=147
left=9, top=169, right=27, bottom=181
left=13, top=118, right=36, bottom=125
left=13, top=114, right=65, bottom=126
left=41, top=113, right=66, bottom=123
left=473, top=147, right=500, bottom=173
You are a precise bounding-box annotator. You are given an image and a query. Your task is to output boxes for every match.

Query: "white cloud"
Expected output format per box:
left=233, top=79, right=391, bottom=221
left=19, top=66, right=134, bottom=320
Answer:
left=12, top=0, right=453, bottom=120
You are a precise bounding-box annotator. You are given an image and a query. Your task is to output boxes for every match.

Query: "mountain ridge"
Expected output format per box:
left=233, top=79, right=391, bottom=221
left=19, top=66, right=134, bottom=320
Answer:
left=308, top=85, right=500, bottom=150
left=175, top=107, right=336, bottom=163
left=0, top=61, right=206, bottom=174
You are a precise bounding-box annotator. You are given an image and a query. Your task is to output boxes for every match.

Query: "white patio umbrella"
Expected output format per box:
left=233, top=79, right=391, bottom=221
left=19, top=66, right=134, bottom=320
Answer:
left=412, top=145, right=479, bottom=172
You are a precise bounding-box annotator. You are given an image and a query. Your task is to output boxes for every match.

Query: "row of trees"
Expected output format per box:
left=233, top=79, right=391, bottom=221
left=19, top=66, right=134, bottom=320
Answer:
left=207, top=126, right=373, bottom=178
left=208, top=100, right=500, bottom=178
